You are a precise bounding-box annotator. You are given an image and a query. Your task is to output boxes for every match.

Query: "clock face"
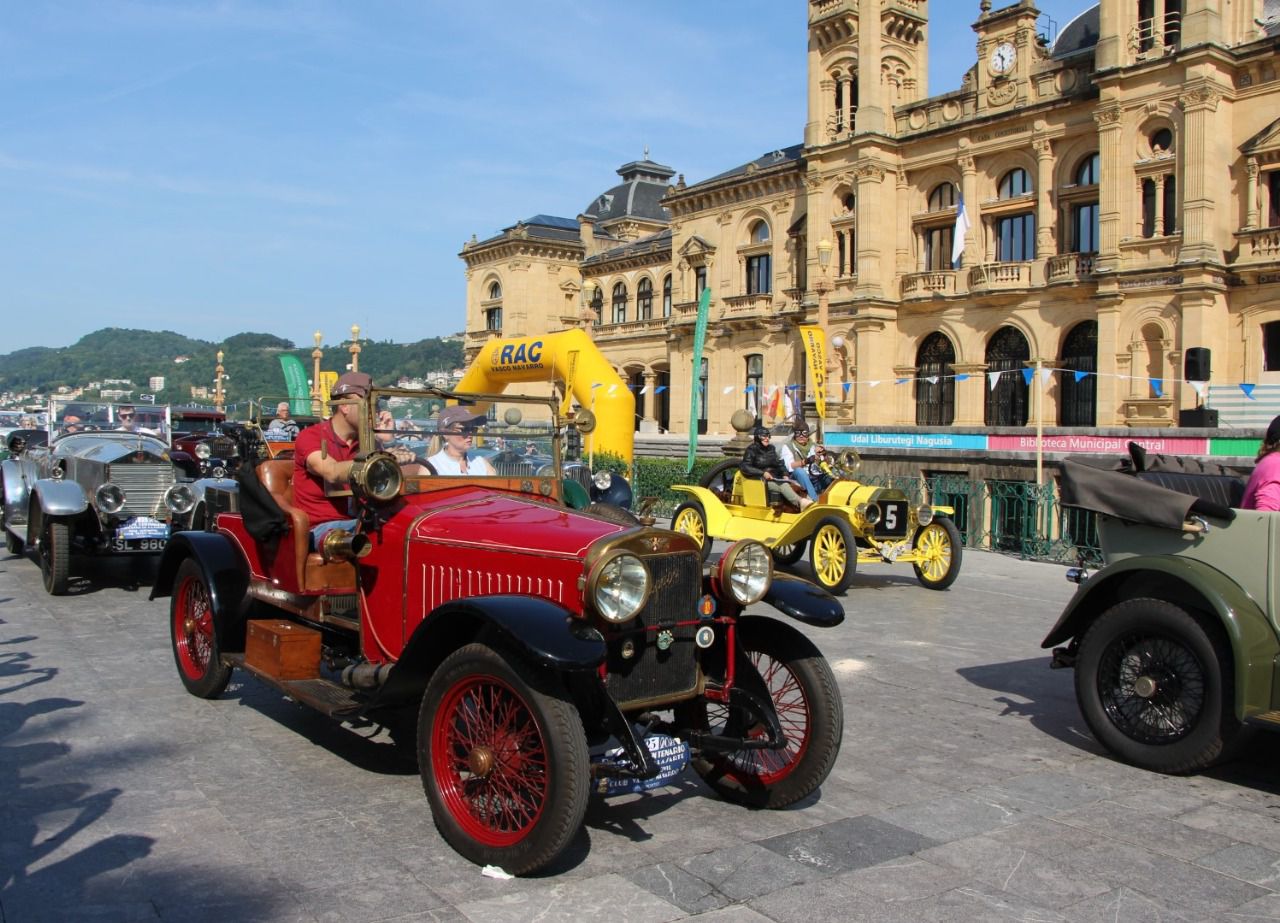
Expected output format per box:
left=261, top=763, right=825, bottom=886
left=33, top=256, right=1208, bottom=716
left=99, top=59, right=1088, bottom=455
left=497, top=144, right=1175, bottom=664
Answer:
left=989, top=42, right=1016, bottom=74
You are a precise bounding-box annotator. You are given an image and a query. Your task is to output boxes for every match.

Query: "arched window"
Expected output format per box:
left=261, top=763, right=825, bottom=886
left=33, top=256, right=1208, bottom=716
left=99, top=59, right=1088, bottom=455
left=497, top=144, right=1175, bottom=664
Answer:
left=915, top=333, right=955, bottom=426
left=1066, top=154, right=1100, bottom=254
left=921, top=183, right=958, bottom=270
left=637, top=278, right=653, bottom=320
left=590, top=285, right=604, bottom=325
left=984, top=327, right=1030, bottom=426
left=1059, top=321, right=1097, bottom=426
left=746, top=221, right=771, bottom=295
left=488, top=281, right=502, bottom=300
left=662, top=275, right=672, bottom=316
left=611, top=282, right=627, bottom=324
left=996, top=169, right=1035, bottom=261
left=484, top=280, right=502, bottom=331
left=1140, top=323, right=1165, bottom=398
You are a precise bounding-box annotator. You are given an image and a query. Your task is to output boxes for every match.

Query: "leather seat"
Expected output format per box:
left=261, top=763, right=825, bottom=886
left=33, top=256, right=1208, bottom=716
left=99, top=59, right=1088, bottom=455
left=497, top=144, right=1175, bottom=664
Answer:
left=257, top=459, right=311, bottom=587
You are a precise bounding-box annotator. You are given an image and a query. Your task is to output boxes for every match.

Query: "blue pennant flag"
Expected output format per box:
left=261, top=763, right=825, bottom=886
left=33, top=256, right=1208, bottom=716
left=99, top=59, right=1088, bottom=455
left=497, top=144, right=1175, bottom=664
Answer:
left=895, top=378, right=909, bottom=385
left=842, top=381, right=851, bottom=396
left=654, top=385, right=667, bottom=394
left=1074, top=369, right=1089, bottom=382
left=1241, top=383, right=1257, bottom=400
left=1022, top=368, right=1034, bottom=386
left=954, top=373, right=970, bottom=382
left=1150, top=378, right=1163, bottom=398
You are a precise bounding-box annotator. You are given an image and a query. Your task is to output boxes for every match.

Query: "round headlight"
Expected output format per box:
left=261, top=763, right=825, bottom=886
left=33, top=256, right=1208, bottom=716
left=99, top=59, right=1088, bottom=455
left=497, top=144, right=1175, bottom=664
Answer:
left=194, top=442, right=212, bottom=459
left=165, top=484, right=195, bottom=515
left=715, top=540, right=773, bottom=606
left=916, top=505, right=935, bottom=527
left=592, top=470, right=614, bottom=490
left=96, top=483, right=126, bottom=514
left=588, top=551, right=649, bottom=623
left=350, top=453, right=403, bottom=503
left=855, top=502, right=881, bottom=526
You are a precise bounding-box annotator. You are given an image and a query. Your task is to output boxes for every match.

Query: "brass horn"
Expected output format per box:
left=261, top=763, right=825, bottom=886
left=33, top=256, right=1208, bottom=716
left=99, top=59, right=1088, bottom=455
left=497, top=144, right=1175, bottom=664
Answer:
left=571, top=408, right=597, bottom=434
left=320, top=529, right=372, bottom=563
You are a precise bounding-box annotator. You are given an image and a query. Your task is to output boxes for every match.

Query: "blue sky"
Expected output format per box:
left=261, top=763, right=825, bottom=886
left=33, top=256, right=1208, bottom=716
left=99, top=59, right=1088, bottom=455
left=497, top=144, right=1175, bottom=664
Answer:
left=0, top=0, right=1088, bottom=352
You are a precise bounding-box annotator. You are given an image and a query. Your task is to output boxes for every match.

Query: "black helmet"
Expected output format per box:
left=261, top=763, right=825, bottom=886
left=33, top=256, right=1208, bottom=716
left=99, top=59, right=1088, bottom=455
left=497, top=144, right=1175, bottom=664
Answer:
left=752, top=425, right=769, bottom=441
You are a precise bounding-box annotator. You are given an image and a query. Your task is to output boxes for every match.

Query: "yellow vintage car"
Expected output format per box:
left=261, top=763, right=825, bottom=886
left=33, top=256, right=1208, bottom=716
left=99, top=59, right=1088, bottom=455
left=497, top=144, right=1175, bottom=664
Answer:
left=670, top=452, right=962, bottom=594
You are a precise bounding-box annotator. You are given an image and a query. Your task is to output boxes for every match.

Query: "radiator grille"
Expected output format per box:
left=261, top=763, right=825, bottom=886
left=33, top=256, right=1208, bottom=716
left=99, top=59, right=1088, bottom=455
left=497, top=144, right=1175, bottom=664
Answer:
left=604, top=550, right=703, bottom=707
left=207, top=436, right=238, bottom=458
left=107, top=464, right=176, bottom=518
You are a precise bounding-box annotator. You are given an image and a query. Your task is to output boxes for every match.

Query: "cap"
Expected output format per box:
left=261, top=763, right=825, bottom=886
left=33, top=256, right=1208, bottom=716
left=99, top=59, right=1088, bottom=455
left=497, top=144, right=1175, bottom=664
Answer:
left=331, top=371, right=372, bottom=400
left=1267, top=414, right=1280, bottom=446
left=438, top=405, right=486, bottom=432
left=752, top=425, right=769, bottom=440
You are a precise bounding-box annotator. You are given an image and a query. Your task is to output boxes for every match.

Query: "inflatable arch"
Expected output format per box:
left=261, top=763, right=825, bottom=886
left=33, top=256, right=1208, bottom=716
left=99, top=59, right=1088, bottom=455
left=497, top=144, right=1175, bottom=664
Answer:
left=455, top=328, right=634, bottom=463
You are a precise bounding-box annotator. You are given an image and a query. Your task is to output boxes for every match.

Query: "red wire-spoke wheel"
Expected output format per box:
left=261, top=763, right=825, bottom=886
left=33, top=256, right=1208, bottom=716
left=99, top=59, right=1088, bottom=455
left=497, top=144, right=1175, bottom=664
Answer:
left=677, top=616, right=843, bottom=808
left=419, top=643, right=588, bottom=875
left=170, top=558, right=232, bottom=698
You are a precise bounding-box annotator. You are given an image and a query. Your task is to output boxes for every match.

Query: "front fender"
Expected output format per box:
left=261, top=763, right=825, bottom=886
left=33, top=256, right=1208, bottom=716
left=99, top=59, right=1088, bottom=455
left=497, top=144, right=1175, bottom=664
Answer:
left=671, top=484, right=734, bottom=535
left=2, top=459, right=30, bottom=521
left=33, top=479, right=88, bottom=517
left=150, top=531, right=251, bottom=649
left=368, top=595, right=607, bottom=712
left=762, top=572, right=844, bottom=627
left=1042, top=554, right=1280, bottom=719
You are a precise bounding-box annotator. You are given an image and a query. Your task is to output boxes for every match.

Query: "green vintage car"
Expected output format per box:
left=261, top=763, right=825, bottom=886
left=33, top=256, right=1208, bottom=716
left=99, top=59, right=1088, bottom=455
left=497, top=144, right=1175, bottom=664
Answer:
left=1042, top=454, right=1268, bottom=774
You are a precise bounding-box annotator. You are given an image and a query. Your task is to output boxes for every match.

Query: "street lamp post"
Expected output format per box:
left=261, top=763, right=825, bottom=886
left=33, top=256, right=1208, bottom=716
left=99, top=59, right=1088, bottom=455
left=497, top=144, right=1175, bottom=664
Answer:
left=312, top=330, right=324, bottom=415
left=348, top=325, right=362, bottom=373
left=214, top=350, right=225, bottom=413
left=815, top=239, right=834, bottom=425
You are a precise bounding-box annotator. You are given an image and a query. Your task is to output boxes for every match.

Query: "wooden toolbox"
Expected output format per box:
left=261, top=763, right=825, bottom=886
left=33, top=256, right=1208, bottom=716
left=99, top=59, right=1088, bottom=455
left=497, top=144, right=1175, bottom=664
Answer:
left=245, top=619, right=321, bottom=681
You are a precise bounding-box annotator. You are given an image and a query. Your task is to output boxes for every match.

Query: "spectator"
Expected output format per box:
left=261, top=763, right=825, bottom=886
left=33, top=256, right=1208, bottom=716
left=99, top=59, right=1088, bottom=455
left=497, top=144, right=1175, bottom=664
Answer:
left=429, top=406, right=497, bottom=476
left=1242, top=415, right=1280, bottom=511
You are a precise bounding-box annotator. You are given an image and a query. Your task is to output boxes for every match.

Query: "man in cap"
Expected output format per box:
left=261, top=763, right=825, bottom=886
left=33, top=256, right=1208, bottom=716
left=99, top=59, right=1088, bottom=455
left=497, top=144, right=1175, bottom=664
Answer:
left=292, top=372, right=416, bottom=545
left=778, top=419, right=822, bottom=501
left=429, top=405, right=497, bottom=476
left=740, top=425, right=813, bottom=510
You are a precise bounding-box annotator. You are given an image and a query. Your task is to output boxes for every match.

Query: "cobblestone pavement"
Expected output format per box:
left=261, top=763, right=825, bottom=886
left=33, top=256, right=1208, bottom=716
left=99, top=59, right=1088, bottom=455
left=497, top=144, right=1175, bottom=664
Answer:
left=3, top=544, right=1280, bottom=922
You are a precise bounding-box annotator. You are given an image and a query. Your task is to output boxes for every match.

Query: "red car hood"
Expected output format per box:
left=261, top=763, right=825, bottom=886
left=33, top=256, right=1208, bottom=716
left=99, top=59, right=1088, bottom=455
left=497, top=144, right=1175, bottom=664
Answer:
left=408, top=489, right=626, bottom=558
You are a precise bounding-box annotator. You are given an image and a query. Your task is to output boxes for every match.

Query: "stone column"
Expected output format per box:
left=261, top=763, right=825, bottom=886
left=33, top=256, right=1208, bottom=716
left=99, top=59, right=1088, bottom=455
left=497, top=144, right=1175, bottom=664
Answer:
left=1178, top=83, right=1222, bottom=262
left=639, top=371, right=658, bottom=432
left=1034, top=138, right=1055, bottom=257
left=855, top=0, right=885, bottom=133
left=1096, top=298, right=1122, bottom=426
left=1244, top=157, right=1260, bottom=230
left=951, top=363, right=988, bottom=426
left=854, top=163, right=885, bottom=297
left=1094, top=105, right=1123, bottom=272
left=893, top=364, right=917, bottom=426
left=959, top=152, right=977, bottom=270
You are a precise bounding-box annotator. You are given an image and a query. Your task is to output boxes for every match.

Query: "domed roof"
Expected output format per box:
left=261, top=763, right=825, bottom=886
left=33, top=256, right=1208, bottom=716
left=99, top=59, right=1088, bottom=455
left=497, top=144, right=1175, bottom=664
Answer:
left=582, top=156, right=676, bottom=224
left=1052, top=4, right=1100, bottom=58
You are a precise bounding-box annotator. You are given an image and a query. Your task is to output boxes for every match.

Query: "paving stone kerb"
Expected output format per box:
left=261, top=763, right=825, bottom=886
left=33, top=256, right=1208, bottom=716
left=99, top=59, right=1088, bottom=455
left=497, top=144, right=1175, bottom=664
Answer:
left=3, top=546, right=1279, bottom=922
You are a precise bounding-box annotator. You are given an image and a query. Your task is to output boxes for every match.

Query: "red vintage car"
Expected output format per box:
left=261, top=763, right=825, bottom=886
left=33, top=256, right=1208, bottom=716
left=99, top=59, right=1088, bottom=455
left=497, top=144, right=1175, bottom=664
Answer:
left=150, top=387, right=844, bottom=875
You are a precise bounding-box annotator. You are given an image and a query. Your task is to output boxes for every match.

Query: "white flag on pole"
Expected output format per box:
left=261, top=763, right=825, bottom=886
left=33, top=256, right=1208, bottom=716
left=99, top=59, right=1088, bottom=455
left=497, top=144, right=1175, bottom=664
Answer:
left=951, top=191, right=971, bottom=269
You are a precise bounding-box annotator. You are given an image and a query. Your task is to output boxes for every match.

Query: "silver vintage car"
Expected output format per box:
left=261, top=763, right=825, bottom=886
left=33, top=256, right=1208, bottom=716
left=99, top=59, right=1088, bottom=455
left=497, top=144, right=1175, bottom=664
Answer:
left=1, top=400, right=195, bottom=595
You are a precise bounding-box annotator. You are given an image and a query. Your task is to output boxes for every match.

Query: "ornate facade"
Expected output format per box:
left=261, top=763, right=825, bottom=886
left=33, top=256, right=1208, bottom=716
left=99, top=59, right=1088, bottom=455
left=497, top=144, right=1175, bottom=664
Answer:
left=462, top=0, right=1280, bottom=434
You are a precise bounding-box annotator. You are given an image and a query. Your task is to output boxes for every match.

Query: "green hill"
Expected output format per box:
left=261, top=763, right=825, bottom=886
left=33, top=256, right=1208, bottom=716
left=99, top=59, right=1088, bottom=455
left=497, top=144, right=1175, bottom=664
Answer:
left=0, top=328, right=463, bottom=416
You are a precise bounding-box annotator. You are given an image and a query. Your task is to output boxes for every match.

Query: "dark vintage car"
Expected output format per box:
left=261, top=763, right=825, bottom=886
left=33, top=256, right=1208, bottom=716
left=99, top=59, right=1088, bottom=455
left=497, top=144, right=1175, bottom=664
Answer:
left=1042, top=450, right=1266, bottom=774
left=168, top=406, right=241, bottom=480
left=151, top=386, right=845, bottom=874
left=1, top=402, right=195, bottom=594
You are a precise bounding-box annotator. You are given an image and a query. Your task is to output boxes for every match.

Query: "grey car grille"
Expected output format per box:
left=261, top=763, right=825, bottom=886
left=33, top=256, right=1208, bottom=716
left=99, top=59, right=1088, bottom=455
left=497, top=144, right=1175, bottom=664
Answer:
left=107, top=464, right=176, bottom=518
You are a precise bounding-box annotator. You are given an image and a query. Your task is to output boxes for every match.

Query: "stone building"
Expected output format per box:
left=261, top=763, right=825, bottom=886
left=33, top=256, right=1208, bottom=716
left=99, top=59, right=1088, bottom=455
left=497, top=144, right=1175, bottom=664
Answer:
left=461, top=0, right=1280, bottom=436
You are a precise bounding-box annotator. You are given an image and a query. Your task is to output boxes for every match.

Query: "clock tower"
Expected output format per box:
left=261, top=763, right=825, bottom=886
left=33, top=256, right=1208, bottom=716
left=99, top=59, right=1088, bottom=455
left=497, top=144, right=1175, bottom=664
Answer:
left=972, top=0, right=1045, bottom=113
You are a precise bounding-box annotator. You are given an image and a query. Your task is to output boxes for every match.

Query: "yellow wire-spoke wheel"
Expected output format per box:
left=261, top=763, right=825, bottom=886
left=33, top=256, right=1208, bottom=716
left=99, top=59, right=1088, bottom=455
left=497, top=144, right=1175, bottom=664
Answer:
left=671, top=501, right=713, bottom=562
left=911, top=517, right=963, bottom=590
left=808, top=517, right=855, bottom=594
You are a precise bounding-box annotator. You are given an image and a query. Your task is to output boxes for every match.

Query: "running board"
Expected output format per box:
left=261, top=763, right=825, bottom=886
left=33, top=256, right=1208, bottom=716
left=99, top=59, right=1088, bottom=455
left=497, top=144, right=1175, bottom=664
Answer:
left=1246, top=710, right=1280, bottom=730
left=223, top=653, right=364, bottom=717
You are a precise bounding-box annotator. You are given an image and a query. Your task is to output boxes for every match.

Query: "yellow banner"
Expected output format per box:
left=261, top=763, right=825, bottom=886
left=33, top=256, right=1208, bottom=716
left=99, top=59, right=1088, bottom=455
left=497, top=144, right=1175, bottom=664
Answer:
left=799, top=325, right=827, bottom=419
left=560, top=350, right=579, bottom=416
left=316, top=370, right=339, bottom=419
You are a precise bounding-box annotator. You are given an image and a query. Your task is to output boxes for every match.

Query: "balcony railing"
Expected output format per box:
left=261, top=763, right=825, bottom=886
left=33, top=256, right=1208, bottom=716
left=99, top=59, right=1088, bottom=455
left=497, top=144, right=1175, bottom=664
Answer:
left=809, top=0, right=853, bottom=23
left=722, top=293, right=774, bottom=316
left=592, top=317, right=668, bottom=339
left=968, top=262, right=1032, bottom=292
left=1046, top=253, right=1096, bottom=283
left=901, top=271, right=957, bottom=299
left=1234, top=227, right=1280, bottom=264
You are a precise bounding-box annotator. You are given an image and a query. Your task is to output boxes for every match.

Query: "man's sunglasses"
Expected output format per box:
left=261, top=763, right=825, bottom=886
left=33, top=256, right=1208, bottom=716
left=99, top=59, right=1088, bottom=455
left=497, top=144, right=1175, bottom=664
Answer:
left=119, top=413, right=135, bottom=420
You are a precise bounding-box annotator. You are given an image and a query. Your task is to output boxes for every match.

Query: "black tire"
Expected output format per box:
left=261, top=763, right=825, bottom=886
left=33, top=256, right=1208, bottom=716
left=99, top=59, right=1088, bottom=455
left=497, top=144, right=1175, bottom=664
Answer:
left=699, top=459, right=741, bottom=501
left=772, top=542, right=805, bottom=566
left=170, top=558, right=233, bottom=698
left=911, top=517, right=962, bottom=590
left=808, top=516, right=856, bottom=594
left=1075, top=598, right=1238, bottom=774
left=40, top=517, right=70, bottom=596
left=676, top=616, right=843, bottom=808
left=418, top=643, right=589, bottom=875
left=671, top=501, right=713, bottom=562
left=4, top=529, right=20, bottom=555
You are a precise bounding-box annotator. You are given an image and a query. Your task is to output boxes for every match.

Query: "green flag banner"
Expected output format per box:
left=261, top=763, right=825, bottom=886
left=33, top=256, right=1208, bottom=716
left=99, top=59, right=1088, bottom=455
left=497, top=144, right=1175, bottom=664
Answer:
left=686, top=286, right=712, bottom=474
left=278, top=355, right=311, bottom=416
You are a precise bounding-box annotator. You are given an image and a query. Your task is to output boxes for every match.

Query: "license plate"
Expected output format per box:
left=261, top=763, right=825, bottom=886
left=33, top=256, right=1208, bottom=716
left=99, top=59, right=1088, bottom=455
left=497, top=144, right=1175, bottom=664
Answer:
left=117, top=517, right=169, bottom=541
left=110, top=537, right=167, bottom=553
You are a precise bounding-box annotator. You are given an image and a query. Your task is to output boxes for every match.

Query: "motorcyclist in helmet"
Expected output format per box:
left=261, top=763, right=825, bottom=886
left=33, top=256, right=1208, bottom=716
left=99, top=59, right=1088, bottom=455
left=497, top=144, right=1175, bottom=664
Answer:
left=741, top=424, right=813, bottom=510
